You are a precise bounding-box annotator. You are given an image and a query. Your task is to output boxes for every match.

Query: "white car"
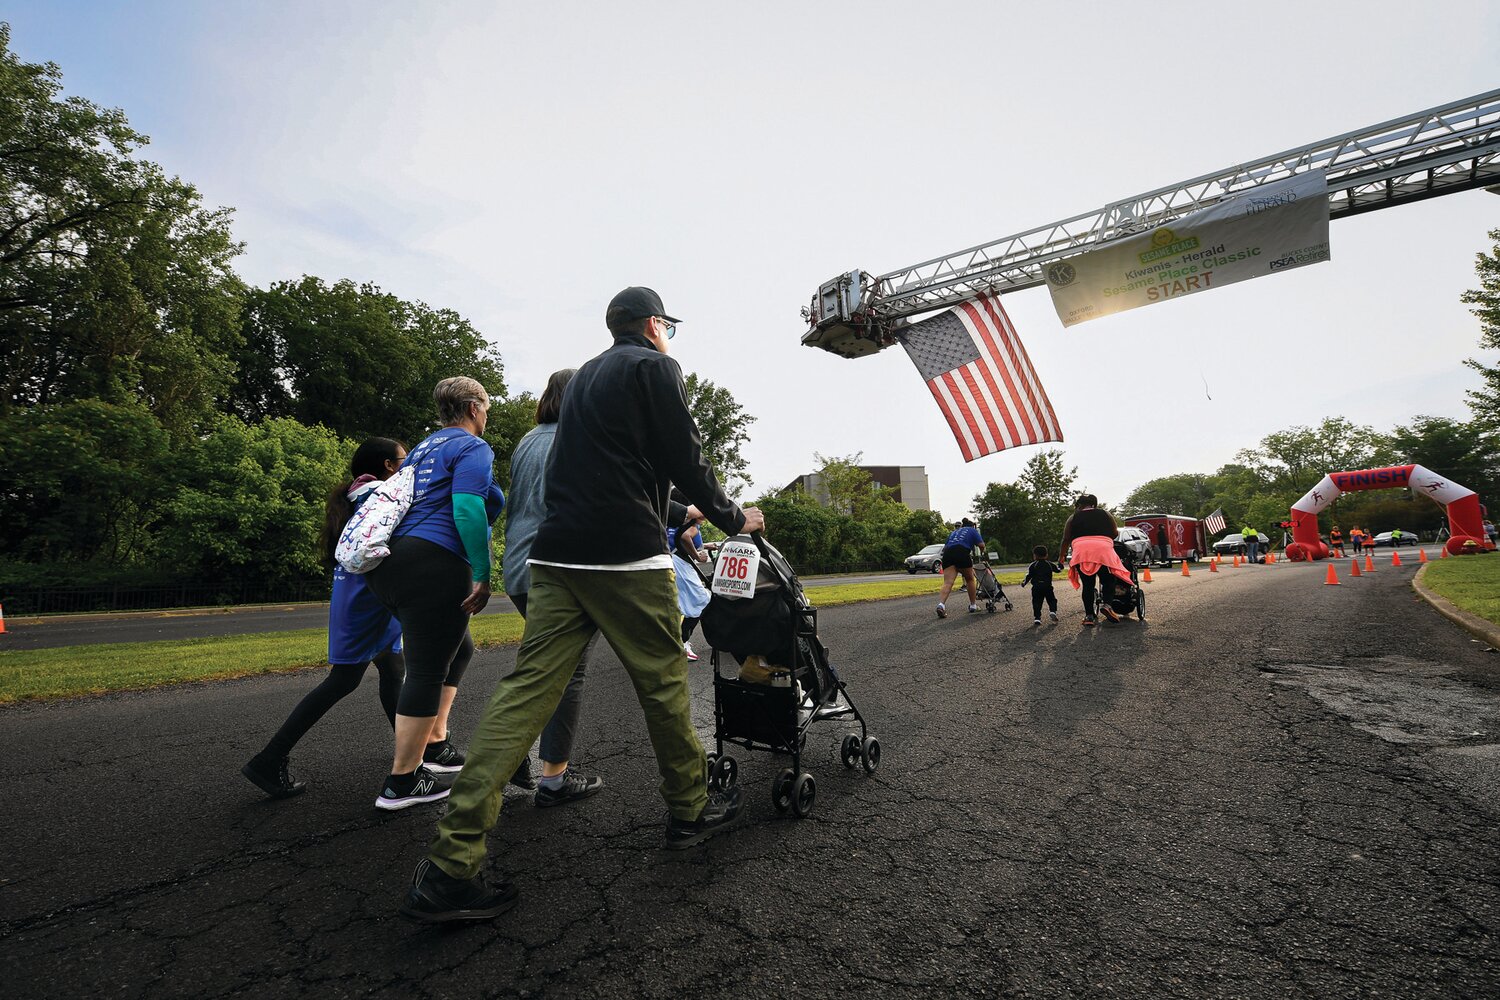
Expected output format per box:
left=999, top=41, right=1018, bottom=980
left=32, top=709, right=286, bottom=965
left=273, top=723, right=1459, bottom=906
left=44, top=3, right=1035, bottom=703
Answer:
left=1116, top=526, right=1153, bottom=566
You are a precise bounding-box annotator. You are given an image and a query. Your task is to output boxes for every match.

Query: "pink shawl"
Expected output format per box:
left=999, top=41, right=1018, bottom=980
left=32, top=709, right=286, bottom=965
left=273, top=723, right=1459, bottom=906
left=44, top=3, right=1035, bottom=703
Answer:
left=1067, top=535, right=1134, bottom=589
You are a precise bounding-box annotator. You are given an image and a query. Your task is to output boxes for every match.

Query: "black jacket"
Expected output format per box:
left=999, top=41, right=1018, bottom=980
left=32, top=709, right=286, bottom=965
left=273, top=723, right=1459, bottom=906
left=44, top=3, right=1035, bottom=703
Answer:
left=529, top=333, right=745, bottom=565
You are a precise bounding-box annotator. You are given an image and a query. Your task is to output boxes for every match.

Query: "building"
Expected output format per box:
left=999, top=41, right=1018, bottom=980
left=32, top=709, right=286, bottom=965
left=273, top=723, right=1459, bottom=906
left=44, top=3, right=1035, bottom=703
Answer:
left=782, top=465, right=931, bottom=511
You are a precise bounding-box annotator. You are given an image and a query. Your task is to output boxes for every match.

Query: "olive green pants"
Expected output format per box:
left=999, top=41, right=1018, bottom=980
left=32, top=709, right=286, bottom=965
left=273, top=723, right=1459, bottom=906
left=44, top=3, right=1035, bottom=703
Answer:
left=429, top=563, right=707, bottom=879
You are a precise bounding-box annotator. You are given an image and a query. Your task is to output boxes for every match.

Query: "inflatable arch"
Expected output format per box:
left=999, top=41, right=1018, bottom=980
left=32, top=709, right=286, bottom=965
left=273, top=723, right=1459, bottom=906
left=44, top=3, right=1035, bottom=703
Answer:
left=1285, top=464, right=1493, bottom=560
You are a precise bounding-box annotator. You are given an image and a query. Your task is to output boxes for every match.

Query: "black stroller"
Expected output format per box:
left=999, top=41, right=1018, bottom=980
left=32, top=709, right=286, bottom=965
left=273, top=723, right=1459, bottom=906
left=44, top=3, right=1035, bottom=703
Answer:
left=974, top=559, right=1013, bottom=613
left=698, top=534, right=879, bottom=818
left=1094, top=540, right=1146, bottom=621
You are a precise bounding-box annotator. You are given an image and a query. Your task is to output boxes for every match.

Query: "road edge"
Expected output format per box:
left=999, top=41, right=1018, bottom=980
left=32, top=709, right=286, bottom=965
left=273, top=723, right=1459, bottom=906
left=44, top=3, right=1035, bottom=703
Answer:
left=1412, top=562, right=1500, bottom=651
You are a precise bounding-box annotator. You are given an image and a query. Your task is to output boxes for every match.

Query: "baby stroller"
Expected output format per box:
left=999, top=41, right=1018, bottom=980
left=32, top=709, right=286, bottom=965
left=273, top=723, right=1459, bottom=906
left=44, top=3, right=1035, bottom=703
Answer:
left=698, top=534, right=880, bottom=819
left=974, top=560, right=1013, bottom=613
left=1095, top=540, right=1146, bottom=621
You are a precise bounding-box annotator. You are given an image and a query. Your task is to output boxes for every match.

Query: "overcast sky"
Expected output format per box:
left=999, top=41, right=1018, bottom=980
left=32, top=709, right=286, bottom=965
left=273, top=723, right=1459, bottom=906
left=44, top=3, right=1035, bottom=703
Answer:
left=10, top=1, right=1499, bottom=519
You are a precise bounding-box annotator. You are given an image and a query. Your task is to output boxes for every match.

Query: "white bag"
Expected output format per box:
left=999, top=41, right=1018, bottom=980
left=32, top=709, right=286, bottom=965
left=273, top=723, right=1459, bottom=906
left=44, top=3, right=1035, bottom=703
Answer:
left=334, top=466, right=418, bottom=574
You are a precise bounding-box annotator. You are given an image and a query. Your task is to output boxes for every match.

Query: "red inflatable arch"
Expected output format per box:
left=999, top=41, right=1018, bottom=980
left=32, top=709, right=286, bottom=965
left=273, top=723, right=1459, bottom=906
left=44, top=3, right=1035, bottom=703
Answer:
left=1284, top=464, right=1493, bottom=560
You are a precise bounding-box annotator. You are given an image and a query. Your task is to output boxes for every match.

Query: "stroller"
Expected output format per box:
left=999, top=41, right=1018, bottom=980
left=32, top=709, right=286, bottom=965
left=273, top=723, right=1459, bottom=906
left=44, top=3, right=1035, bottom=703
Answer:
left=1095, top=540, right=1146, bottom=621
left=698, top=534, right=880, bottom=819
left=974, top=560, right=1013, bottom=613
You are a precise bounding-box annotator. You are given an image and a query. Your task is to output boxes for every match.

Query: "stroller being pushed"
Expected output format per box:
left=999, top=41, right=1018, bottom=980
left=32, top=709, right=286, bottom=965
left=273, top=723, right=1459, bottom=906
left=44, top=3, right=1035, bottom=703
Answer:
left=698, top=534, right=880, bottom=819
left=1094, top=540, right=1146, bottom=622
left=974, top=559, right=1013, bottom=613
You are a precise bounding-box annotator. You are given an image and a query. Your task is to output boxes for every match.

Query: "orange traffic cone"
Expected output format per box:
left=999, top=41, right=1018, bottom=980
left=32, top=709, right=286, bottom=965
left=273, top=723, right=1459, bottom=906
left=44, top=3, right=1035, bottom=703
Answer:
left=1365, top=554, right=1376, bottom=573
left=1350, top=558, right=1361, bottom=578
left=1232, top=554, right=1241, bottom=567
left=1392, top=550, right=1403, bottom=567
left=1210, top=558, right=1219, bottom=573
left=1181, top=560, right=1191, bottom=577
left=1267, top=551, right=1276, bottom=564
left=0, top=602, right=5, bottom=634
left=1142, top=566, right=1153, bottom=583
left=1419, top=548, right=1429, bottom=564
left=1324, top=564, right=1340, bottom=585
left=1440, top=546, right=1449, bottom=559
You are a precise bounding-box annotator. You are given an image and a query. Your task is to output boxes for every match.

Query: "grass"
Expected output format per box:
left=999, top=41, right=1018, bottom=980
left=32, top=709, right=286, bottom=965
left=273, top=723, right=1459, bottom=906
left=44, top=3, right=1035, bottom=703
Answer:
left=0, top=573, right=1050, bottom=705
left=1420, top=555, right=1500, bottom=627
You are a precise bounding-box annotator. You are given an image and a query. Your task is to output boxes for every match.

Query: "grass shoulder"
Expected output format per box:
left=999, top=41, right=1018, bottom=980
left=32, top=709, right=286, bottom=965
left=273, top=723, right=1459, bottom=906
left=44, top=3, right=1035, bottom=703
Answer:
left=1419, top=555, right=1500, bottom=627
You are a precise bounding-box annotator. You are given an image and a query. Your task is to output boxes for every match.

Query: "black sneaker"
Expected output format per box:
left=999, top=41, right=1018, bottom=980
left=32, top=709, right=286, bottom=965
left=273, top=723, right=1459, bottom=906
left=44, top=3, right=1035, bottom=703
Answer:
left=399, top=858, right=519, bottom=924
left=375, top=767, right=450, bottom=811
left=242, top=756, right=307, bottom=799
left=1083, top=617, right=1097, bottom=627
left=534, top=770, right=605, bottom=808
left=663, top=786, right=744, bottom=850
left=1099, top=605, right=1121, bottom=623
left=509, top=756, right=538, bottom=791
left=422, top=739, right=466, bottom=775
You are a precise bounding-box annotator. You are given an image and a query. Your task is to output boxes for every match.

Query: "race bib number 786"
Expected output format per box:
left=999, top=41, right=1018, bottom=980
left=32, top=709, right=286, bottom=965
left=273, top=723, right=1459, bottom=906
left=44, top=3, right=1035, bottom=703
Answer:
left=710, top=538, right=760, bottom=599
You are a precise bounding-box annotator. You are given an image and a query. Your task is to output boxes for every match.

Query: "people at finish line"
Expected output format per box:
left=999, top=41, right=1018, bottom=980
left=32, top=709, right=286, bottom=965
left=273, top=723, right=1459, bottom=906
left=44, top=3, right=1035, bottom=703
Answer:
left=1021, top=545, right=1063, bottom=626
left=241, top=437, right=409, bottom=799
left=1242, top=523, right=1260, bottom=564
left=935, top=518, right=985, bottom=618
left=1351, top=526, right=1365, bottom=554
left=399, top=286, right=765, bottom=925
left=365, top=376, right=501, bottom=811
left=1329, top=525, right=1343, bottom=556
left=502, top=367, right=605, bottom=808
left=1390, top=527, right=1403, bottom=546
left=1061, top=495, right=1130, bottom=626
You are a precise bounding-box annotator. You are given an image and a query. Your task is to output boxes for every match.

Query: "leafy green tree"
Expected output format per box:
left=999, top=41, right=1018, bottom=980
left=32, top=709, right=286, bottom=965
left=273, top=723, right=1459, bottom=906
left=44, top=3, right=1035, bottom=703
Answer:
left=1017, top=449, right=1078, bottom=550
left=684, top=373, right=755, bottom=494
left=0, top=26, right=245, bottom=438
left=1122, top=473, right=1218, bottom=517
left=1462, top=227, right=1500, bottom=428
left=226, top=276, right=505, bottom=445
left=972, top=481, right=1038, bottom=562
left=1236, top=417, right=1380, bottom=492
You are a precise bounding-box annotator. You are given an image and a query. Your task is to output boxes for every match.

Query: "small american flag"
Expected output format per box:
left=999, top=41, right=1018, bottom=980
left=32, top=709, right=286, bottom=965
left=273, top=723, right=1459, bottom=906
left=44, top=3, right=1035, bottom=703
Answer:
left=1204, top=508, right=1227, bottom=535
left=898, top=292, right=1062, bottom=462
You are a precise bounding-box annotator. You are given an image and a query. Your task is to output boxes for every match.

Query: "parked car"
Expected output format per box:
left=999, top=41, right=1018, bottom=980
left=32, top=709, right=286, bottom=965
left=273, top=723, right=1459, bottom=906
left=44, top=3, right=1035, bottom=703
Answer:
left=904, top=543, right=946, bottom=574
left=1212, top=532, right=1271, bottom=558
left=1369, top=531, right=1420, bottom=547
left=1116, top=526, right=1152, bottom=566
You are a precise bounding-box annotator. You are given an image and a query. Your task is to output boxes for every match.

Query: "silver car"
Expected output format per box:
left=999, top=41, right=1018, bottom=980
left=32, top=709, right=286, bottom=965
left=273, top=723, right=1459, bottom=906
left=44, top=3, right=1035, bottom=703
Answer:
left=1116, top=526, right=1152, bottom=566
left=904, top=543, right=945, bottom=574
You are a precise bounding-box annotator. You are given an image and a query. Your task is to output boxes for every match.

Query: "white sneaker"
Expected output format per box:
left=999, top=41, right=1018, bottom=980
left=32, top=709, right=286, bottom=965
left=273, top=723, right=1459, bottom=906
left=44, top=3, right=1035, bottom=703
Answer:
left=683, top=641, right=698, bottom=662
left=1048, top=611, right=1059, bottom=623
left=968, top=604, right=979, bottom=614
left=936, top=603, right=947, bottom=619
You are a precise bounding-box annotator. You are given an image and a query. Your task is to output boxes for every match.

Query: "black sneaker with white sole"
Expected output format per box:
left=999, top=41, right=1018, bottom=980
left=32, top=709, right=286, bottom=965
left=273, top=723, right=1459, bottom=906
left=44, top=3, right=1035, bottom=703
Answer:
left=241, top=755, right=307, bottom=799
left=422, top=739, right=466, bottom=774
left=534, top=770, right=605, bottom=808
left=375, top=767, right=450, bottom=811
left=399, top=858, right=519, bottom=924
left=663, top=786, right=743, bottom=850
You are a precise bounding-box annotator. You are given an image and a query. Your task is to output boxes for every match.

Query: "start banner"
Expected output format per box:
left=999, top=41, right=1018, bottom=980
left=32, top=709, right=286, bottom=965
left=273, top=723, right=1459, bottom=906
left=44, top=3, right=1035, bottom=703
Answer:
left=1044, top=169, right=1330, bottom=328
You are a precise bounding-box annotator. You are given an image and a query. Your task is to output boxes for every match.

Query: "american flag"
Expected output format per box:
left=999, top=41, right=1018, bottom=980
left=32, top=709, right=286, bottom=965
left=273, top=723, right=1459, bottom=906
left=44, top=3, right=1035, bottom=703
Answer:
left=898, top=292, right=1062, bottom=462
left=1204, top=508, right=1227, bottom=535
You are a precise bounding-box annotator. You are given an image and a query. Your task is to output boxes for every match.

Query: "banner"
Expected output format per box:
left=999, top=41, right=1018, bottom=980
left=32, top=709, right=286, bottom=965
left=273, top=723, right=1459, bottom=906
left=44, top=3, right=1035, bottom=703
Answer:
left=1044, top=169, right=1329, bottom=327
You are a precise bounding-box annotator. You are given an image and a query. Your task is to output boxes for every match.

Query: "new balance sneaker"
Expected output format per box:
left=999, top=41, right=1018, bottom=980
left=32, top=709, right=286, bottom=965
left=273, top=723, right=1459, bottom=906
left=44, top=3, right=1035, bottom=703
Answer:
left=936, top=603, right=947, bottom=619
left=509, top=756, right=538, bottom=791
left=375, top=767, right=450, bottom=811
left=664, top=786, right=744, bottom=850
left=683, top=641, right=699, bottom=662
left=399, top=858, right=519, bottom=924
left=422, top=739, right=466, bottom=775
left=241, top=755, right=306, bottom=799
left=534, top=769, right=605, bottom=808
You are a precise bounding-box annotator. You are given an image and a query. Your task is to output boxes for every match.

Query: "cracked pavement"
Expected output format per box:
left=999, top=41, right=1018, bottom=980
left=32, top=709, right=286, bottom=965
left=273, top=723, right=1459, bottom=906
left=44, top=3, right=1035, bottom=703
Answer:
left=1, top=558, right=1497, bottom=998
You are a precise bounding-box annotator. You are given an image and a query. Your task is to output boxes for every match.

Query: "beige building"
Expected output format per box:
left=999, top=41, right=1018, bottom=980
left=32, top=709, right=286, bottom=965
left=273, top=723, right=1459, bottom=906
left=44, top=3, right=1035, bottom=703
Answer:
left=782, top=465, right=931, bottom=511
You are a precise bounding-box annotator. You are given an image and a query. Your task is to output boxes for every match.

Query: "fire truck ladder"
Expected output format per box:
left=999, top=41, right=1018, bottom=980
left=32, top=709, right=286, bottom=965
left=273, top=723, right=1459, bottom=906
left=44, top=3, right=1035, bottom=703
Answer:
left=802, top=88, right=1500, bottom=359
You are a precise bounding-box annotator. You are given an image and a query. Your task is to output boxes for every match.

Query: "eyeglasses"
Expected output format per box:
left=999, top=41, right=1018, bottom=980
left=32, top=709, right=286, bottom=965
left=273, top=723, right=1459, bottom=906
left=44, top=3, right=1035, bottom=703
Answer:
left=656, top=316, right=676, bottom=340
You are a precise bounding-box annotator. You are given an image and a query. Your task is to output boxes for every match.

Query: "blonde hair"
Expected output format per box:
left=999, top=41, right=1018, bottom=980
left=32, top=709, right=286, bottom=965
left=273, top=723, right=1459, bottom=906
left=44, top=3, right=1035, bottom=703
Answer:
left=434, top=376, right=489, bottom=425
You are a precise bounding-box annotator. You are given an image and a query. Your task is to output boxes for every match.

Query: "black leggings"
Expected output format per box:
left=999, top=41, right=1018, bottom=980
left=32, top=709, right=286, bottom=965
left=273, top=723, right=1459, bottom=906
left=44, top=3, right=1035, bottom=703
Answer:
left=1030, top=588, right=1057, bottom=618
left=681, top=616, right=699, bottom=642
left=368, top=536, right=476, bottom=717
left=257, top=650, right=404, bottom=762
left=1080, top=573, right=1098, bottom=617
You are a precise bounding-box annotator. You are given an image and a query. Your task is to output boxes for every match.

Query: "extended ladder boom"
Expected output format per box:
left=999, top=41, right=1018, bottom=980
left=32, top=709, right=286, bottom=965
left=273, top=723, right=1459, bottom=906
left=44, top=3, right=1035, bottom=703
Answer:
left=803, top=89, right=1500, bottom=358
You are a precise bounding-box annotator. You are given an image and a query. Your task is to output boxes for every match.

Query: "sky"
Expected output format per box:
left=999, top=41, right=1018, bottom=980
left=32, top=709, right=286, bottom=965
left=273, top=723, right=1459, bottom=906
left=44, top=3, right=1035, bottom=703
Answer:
left=8, top=1, right=1499, bottom=519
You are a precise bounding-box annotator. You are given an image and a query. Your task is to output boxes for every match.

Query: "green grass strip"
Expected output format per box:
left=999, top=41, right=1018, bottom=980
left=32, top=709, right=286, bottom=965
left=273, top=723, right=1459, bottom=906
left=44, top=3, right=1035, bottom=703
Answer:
left=0, top=573, right=1047, bottom=705
left=1420, top=555, right=1500, bottom=627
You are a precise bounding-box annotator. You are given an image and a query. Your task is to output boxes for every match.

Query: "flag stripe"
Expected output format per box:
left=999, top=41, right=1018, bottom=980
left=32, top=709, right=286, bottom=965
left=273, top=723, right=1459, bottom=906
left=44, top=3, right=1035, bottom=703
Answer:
left=941, top=371, right=989, bottom=457
left=961, top=300, right=1038, bottom=444
left=930, top=377, right=977, bottom=461
left=980, top=293, right=1060, bottom=441
left=957, top=357, right=1010, bottom=451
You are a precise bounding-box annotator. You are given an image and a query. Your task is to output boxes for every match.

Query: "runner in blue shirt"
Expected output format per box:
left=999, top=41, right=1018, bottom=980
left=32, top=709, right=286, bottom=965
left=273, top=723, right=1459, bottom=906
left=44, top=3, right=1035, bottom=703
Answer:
left=936, top=518, right=987, bottom=618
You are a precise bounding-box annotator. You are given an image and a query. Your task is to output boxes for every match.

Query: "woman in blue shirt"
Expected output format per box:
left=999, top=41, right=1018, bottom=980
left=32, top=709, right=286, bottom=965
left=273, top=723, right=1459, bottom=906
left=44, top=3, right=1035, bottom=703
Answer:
left=936, top=518, right=986, bottom=618
left=366, top=377, right=503, bottom=810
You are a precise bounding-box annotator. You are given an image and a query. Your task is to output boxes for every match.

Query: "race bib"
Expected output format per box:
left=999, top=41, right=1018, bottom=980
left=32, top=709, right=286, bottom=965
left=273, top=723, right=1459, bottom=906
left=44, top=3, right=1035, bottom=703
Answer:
left=710, top=537, right=760, bottom=599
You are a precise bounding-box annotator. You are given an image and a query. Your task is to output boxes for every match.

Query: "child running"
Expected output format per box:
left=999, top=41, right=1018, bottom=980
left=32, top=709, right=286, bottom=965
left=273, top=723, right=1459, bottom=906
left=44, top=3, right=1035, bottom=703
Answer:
left=1021, top=545, right=1063, bottom=625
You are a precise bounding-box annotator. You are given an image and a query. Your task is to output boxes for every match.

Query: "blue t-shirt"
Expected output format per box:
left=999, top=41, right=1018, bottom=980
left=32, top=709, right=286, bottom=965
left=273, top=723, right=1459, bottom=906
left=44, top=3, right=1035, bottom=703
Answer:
left=945, top=525, right=983, bottom=550
left=394, top=428, right=496, bottom=562
left=329, top=485, right=401, bottom=663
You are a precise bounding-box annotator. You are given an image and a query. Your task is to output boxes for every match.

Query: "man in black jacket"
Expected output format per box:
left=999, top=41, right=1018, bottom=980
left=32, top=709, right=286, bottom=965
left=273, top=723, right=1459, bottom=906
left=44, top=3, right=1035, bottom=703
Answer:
left=402, top=286, right=764, bottom=924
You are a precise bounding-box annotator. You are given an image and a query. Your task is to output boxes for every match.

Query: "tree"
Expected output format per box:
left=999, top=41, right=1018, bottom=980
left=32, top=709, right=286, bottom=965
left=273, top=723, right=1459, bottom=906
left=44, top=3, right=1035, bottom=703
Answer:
left=683, top=373, right=755, bottom=494
left=1237, top=417, right=1380, bottom=492
left=972, top=481, right=1038, bottom=563
left=1122, top=473, right=1218, bottom=517
left=0, top=27, right=245, bottom=438
left=1017, top=449, right=1078, bottom=550
left=226, top=276, right=505, bottom=445
left=1462, top=227, right=1500, bottom=428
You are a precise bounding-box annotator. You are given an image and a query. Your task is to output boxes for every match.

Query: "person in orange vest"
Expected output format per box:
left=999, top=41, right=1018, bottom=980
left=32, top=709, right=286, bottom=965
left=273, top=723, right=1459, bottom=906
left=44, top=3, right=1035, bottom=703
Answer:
left=1329, top=525, right=1343, bottom=557
left=1350, top=526, right=1365, bottom=555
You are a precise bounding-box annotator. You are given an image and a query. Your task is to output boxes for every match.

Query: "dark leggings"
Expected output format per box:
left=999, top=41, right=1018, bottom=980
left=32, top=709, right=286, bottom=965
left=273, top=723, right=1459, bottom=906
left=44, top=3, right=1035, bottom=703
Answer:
left=1080, top=573, right=1098, bottom=617
left=1030, top=588, right=1057, bottom=618
left=257, top=650, right=404, bottom=762
left=681, top=616, right=699, bottom=642
left=368, top=536, right=475, bottom=717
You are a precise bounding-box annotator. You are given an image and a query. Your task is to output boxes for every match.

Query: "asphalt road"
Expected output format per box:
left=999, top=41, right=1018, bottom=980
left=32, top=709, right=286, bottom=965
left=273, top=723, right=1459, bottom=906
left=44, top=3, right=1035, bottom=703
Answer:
left=3, top=571, right=918, bottom=651
left=2, top=555, right=1497, bottom=998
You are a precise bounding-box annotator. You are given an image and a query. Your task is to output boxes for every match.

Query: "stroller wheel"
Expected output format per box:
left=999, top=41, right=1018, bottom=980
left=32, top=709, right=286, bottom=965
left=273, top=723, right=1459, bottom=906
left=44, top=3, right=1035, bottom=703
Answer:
left=792, top=772, right=816, bottom=818
left=986, top=602, right=996, bottom=613
left=710, top=754, right=738, bottom=792
left=771, top=768, right=795, bottom=813
left=861, top=737, right=881, bottom=774
left=840, top=733, right=861, bottom=769
left=1004, top=602, right=1014, bottom=612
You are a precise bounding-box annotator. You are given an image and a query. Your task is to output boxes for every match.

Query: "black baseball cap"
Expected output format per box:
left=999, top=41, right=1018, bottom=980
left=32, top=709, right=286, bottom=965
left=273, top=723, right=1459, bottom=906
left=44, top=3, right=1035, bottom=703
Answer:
left=607, top=286, right=680, bottom=325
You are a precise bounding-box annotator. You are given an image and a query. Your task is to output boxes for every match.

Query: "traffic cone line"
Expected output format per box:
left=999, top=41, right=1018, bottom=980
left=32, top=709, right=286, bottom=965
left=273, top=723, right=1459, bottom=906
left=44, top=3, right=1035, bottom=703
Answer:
left=1365, top=554, right=1376, bottom=573
left=1142, top=566, right=1153, bottom=583
left=1350, top=558, right=1362, bottom=578
left=1325, top=564, right=1341, bottom=585
left=1181, top=560, right=1191, bottom=577
left=1392, top=550, right=1403, bottom=567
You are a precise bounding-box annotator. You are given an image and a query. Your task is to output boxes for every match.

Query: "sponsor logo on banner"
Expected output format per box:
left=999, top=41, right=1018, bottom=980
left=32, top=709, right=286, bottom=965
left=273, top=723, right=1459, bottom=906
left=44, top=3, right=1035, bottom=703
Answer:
left=1045, top=169, right=1330, bottom=327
